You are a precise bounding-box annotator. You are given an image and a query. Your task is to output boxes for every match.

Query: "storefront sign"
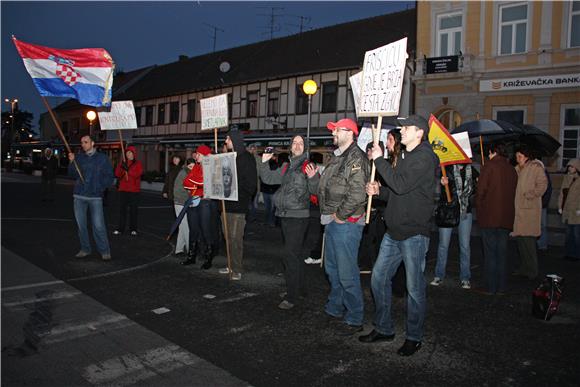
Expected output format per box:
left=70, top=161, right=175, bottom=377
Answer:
left=425, top=55, right=459, bottom=74
left=480, top=73, right=580, bottom=92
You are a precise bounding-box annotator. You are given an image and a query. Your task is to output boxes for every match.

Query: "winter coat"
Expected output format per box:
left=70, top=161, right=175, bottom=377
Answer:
left=114, top=146, right=143, bottom=193
left=308, top=142, right=369, bottom=222
left=162, top=163, right=182, bottom=201
left=559, top=158, right=580, bottom=225
left=173, top=167, right=191, bottom=205
left=512, top=159, right=548, bottom=237
left=475, top=155, right=518, bottom=230
left=183, top=164, right=205, bottom=197
left=224, top=131, right=258, bottom=214
left=68, top=150, right=114, bottom=198
left=375, top=141, right=439, bottom=240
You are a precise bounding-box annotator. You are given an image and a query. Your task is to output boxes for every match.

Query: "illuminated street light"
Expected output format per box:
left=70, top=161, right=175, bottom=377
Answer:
left=302, top=80, right=318, bottom=157
left=86, top=110, right=97, bottom=137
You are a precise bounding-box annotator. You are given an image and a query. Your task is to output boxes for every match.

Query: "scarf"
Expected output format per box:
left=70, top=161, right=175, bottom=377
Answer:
left=453, top=165, right=473, bottom=218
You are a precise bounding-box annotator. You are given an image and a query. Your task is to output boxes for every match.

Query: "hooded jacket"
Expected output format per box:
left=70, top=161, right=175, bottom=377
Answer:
left=225, top=131, right=257, bottom=214
left=115, top=146, right=143, bottom=193
left=512, top=159, right=548, bottom=237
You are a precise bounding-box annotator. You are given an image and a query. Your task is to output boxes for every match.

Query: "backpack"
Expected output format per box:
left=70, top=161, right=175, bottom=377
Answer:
left=532, top=274, right=564, bottom=321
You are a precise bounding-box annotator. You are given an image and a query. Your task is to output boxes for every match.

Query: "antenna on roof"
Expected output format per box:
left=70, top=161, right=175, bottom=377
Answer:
left=204, top=23, right=225, bottom=52
left=257, top=6, right=284, bottom=40
left=285, top=15, right=312, bottom=34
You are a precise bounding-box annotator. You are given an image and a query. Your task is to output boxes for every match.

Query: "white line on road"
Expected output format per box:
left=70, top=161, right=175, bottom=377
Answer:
left=1, top=279, right=65, bottom=291
left=2, top=290, right=82, bottom=307
left=217, top=292, right=258, bottom=304
left=44, top=314, right=134, bottom=345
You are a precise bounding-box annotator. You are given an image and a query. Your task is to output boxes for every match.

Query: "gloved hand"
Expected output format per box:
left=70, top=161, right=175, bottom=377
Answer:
left=121, top=162, right=129, bottom=171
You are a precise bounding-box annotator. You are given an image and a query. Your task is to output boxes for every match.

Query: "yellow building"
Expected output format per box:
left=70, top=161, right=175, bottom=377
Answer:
left=414, top=0, right=580, bottom=170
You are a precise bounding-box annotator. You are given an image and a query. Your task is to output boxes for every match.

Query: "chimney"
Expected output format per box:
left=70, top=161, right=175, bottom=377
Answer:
left=178, top=55, right=188, bottom=61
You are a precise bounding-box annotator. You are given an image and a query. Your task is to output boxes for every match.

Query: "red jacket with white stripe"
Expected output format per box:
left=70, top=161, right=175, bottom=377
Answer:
left=183, top=164, right=204, bottom=197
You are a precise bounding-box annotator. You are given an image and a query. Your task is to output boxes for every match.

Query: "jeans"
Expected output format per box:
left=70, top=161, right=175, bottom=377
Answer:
left=480, top=228, right=509, bottom=294
left=222, top=212, right=246, bottom=273
left=435, top=213, right=472, bottom=281
left=371, top=233, right=429, bottom=342
left=537, top=207, right=548, bottom=250
left=324, top=221, right=365, bottom=326
left=73, top=195, right=110, bottom=255
left=281, top=217, right=309, bottom=303
left=262, top=192, right=276, bottom=225
left=565, top=223, right=580, bottom=259
left=174, top=204, right=190, bottom=254
left=187, top=199, right=219, bottom=249
left=118, top=191, right=139, bottom=232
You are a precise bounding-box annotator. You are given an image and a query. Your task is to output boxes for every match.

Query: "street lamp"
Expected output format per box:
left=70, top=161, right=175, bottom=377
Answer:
left=302, top=80, right=318, bottom=157
left=4, top=98, right=18, bottom=139
left=86, top=110, right=96, bottom=138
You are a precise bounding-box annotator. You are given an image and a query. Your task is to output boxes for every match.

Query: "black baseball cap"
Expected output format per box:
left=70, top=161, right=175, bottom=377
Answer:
left=396, top=115, right=429, bottom=134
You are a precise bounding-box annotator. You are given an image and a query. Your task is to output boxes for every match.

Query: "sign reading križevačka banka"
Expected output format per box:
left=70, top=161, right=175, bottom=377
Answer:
left=358, top=37, right=408, bottom=117
left=200, top=93, right=229, bottom=131
left=98, top=101, right=138, bottom=130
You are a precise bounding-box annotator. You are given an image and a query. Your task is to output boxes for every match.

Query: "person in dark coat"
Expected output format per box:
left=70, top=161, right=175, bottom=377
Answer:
left=162, top=155, right=183, bottom=202
left=41, top=147, right=58, bottom=202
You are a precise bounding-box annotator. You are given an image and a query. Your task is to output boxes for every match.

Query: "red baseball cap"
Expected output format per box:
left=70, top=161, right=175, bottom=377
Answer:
left=327, top=118, right=359, bottom=136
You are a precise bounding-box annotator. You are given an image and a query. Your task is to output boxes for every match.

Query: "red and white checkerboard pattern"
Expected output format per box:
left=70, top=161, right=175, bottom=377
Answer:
left=55, top=64, right=81, bottom=86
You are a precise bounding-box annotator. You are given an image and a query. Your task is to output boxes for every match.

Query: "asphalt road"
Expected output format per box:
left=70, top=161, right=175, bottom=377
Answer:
left=2, top=172, right=579, bottom=386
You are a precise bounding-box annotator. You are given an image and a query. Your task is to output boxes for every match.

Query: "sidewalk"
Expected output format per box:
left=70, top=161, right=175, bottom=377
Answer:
left=1, top=247, right=250, bottom=387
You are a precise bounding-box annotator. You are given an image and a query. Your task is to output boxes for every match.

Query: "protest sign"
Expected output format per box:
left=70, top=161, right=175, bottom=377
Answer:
left=349, top=71, right=362, bottom=118
left=200, top=93, right=228, bottom=131
left=357, top=123, right=394, bottom=155
left=451, top=131, right=473, bottom=159
left=428, top=115, right=471, bottom=166
left=358, top=37, right=408, bottom=117
left=202, top=153, right=238, bottom=201
left=97, top=101, right=138, bottom=130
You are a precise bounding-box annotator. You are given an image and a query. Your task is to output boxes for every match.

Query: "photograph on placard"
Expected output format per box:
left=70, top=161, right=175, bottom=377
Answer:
left=202, top=152, right=238, bottom=201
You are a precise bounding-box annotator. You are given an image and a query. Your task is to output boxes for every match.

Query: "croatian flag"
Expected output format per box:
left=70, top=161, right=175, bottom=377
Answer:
left=13, top=36, right=115, bottom=107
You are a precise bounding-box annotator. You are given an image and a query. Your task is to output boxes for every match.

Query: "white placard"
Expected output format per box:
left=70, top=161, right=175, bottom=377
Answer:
left=480, top=73, right=580, bottom=92
left=97, top=101, right=137, bottom=130
left=349, top=71, right=362, bottom=118
left=202, top=153, right=238, bottom=201
left=357, top=123, right=395, bottom=157
left=358, top=37, right=408, bottom=117
left=451, top=132, right=473, bottom=159
left=200, top=93, right=229, bottom=130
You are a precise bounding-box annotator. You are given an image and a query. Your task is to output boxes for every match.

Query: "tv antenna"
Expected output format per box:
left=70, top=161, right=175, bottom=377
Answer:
left=257, top=6, right=284, bottom=40
left=286, top=15, right=312, bottom=34
left=204, top=23, right=225, bottom=52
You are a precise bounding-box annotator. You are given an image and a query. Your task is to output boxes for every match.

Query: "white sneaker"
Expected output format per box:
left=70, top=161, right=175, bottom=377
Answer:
left=113, top=230, right=121, bottom=235
left=231, top=273, right=242, bottom=281
left=430, top=277, right=443, bottom=286
left=219, top=267, right=231, bottom=274
left=461, top=280, right=471, bottom=289
left=75, top=250, right=90, bottom=258
left=304, top=257, right=322, bottom=265
left=130, top=231, right=138, bottom=236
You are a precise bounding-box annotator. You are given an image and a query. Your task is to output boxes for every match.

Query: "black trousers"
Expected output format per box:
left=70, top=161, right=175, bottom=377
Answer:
left=186, top=199, right=219, bottom=249
left=118, top=191, right=140, bottom=232
left=281, top=217, right=310, bottom=304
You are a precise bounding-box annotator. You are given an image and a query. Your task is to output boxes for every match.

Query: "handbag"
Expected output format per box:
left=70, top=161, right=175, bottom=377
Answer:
left=435, top=198, right=460, bottom=228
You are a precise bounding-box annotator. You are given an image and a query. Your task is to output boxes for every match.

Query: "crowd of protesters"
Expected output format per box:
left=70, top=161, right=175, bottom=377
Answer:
left=61, top=114, right=579, bottom=357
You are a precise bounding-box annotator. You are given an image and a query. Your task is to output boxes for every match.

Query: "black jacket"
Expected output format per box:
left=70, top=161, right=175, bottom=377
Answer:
left=41, top=156, right=58, bottom=180
left=225, top=131, right=257, bottom=214
left=162, top=163, right=182, bottom=201
left=375, top=141, right=438, bottom=240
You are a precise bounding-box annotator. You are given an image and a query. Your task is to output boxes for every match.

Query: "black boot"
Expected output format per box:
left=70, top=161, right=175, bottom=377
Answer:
left=181, top=240, right=198, bottom=266
left=201, top=245, right=214, bottom=270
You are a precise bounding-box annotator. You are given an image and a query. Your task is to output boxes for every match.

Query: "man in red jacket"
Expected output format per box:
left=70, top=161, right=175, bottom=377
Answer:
left=113, top=145, right=143, bottom=236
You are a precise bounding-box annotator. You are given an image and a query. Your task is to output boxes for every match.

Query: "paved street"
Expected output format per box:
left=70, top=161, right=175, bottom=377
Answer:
left=2, top=172, right=579, bottom=386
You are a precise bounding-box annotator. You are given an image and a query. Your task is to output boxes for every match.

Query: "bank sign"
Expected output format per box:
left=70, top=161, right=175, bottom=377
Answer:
left=480, top=73, right=580, bottom=92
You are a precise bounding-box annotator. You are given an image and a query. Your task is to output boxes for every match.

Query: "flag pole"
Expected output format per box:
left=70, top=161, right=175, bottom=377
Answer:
left=118, top=129, right=128, bottom=181
left=441, top=166, right=452, bottom=203
left=365, top=115, right=383, bottom=224
left=214, top=127, right=232, bottom=279
left=40, top=96, right=84, bottom=183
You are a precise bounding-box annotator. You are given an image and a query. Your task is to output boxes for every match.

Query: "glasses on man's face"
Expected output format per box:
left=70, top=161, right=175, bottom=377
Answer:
left=333, top=128, right=351, bottom=133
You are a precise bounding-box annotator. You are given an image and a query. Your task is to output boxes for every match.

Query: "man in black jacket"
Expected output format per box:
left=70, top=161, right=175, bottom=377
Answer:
left=218, top=130, right=257, bottom=280
left=41, top=147, right=58, bottom=202
left=360, top=115, right=438, bottom=357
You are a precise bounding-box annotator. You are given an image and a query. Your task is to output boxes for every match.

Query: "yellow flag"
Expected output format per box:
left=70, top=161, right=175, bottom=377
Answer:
left=428, top=114, right=471, bottom=166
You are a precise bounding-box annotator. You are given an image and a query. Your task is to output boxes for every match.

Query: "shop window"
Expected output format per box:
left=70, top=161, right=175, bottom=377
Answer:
left=267, top=88, right=280, bottom=116
left=169, top=102, right=179, bottom=124
left=569, top=1, right=580, bottom=48
left=145, top=105, right=154, bottom=126
left=247, top=91, right=258, bottom=117
left=499, top=3, right=528, bottom=55
left=561, top=105, right=580, bottom=168
left=157, top=103, right=166, bottom=125
left=493, top=106, right=526, bottom=125
left=321, top=81, right=338, bottom=113
left=437, top=12, right=462, bottom=56
left=434, top=108, right=462, bottom=130
left=295, top=85, right=308, bottom=115
left=186, top=99, right=195, bottom=123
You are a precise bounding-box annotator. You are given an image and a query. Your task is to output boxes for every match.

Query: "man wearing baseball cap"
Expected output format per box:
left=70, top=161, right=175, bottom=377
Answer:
left=305, top=118, right=370, bottom=336
left=361, top=114, right=438, bottom=357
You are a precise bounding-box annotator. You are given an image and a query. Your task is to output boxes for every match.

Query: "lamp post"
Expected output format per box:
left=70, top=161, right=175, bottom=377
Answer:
left=302, top=80, right=318, bottom=157
left=86, top=110, right=96, bottom=138
left=4, top=98, right=18, bottom=141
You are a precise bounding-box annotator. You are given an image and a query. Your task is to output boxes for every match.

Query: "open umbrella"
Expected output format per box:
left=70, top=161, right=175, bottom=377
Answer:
left=519, top=125, right=561, bottom=157
left=452, top=119, right=524, bottom=143
left=165, top=195, right=201, bottom=241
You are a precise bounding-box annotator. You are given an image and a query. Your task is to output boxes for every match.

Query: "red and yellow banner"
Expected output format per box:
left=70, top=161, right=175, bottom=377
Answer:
left=428, top=115, right=471, bottom=166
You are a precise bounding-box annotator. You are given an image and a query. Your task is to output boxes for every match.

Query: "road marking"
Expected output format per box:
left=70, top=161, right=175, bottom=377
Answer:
left=81, top=344, right=198, bottom=386
left=2, top=290, right=81, bottom=307
left=1, top=280, right=65, bottom=292
left=44, top=314, right=134, bottom=345
left=217, top=292, right=258, bottom=303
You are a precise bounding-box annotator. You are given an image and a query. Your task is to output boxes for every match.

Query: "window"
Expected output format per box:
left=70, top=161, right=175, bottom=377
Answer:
left=135, top=106, right=142, bottom=127
left=145, top=105, right=154, bottom=126
left=186, top=99, right=195, bottom=123
left=169, top=102, right=179, bottom=124
left=569, top=1, right=580, bottom=48
left=157, top=103, right=166, bottom=125
left=437, top=13, right=462, bottom=56
left=267, top=88, right=280, bottom=116
left=295, top=85, right=308, bottom=114
left=61, top=121, right=69, bottom=135
left=435, top=108, right=462, bottom=130
left=499, top=3, right=528, bottom=55
left=493, top=106, right=526, bottom=125
left=561, top=105, right=580, bottom=168
left=247, top=91, right=258, bottom=117
left=321, top=82, right=338, bottom=113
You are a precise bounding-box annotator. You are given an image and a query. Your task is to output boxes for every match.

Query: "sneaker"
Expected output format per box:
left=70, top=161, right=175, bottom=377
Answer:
left=113, top=230, right=121, bottom=235
left=461, top=280, right=471, bottom=289
left=278, top=300, right=294, bottom=310
left=219, top=267, right=231, bottom=274
left=130, top=231, right=138, bottom=236
left=101, top=253, right=112, bottom=261
left=231, top=272, right=242, bottom=281
left=397, top=339, right=422, bottom=357
left=430, top=277, right=443, bottom=286
left=279, top=291, right=287, bottom=299
left=75, top=250, right=90, bottom=258
left=304, top=257, right=322, bottom=265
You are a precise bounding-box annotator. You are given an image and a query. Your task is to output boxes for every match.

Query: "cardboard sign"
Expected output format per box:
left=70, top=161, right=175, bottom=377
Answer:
left=200, top=93, right=228, bottom=130
left=349, top=71, right=362, bottom=118
left=428, top=115, right=471, bottom=166
left=97, top=101, right=137, bottom=130
left=202, top=153, right=238, bottom=201
left=359, top=37, right=408, bottom=117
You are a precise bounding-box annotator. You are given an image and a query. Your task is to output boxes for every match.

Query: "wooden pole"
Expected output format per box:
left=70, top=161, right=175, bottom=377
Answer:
left=479, top=135, right=485, bottom=166
left=365, top=116, right=383, bottom=224
left=441, top=166, right=452, bottom=203
left=319, top=231, right=325, bottom=268
left=118, top=129, right=128, bottom=180
left=215, top=128, right=232, bottom=278
left=40, top=96, right=84, bottom=183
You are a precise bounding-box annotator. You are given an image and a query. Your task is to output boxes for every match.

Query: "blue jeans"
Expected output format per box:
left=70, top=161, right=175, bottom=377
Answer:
left=435, top=213, right=472, bottom=281
left=187, top=199, right=219, bottom=248
left=262, top=192, right=276, bottom=225
left=537, top=207, right=548, bottom=250
left=371, top=233, right=429, bottom=342
left=565, top=223, right=580, bottom=259
left=73, top=195, right=110, bottom=255
left=324, top=221, right=365, bottom=326
left=480, top=228, right=509, bottom=294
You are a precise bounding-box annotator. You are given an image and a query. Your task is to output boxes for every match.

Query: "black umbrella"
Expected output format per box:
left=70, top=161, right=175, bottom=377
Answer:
left=165, top=195, right=200, bottom=241
left=452, top=119, right=524, bottom=143
left=519, top=125, right=561, bottom=157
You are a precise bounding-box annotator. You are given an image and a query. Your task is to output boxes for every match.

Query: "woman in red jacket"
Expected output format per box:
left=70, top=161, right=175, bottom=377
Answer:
left=113, top=146, right=143, bottom=236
